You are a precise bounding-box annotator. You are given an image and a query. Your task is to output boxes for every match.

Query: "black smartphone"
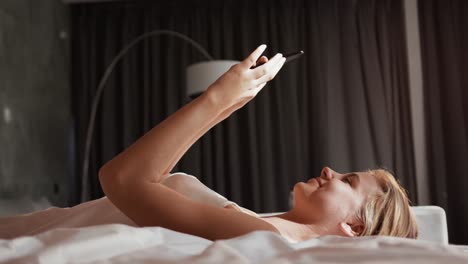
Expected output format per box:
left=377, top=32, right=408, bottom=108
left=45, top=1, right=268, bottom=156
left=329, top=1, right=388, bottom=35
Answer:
left=284, top=50, right=304, bottom=63
left=251, top=50, right=304, bottom=69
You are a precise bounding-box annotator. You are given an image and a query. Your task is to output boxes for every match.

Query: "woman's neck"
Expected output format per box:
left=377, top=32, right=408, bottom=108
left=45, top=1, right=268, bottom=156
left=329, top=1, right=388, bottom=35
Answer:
left=260, top=215, right=325, bottom=243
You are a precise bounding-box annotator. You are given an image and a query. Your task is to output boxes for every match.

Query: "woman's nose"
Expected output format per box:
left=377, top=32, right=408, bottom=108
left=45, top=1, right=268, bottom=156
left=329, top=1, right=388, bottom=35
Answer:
left=321, top=167, right=334, bottom=180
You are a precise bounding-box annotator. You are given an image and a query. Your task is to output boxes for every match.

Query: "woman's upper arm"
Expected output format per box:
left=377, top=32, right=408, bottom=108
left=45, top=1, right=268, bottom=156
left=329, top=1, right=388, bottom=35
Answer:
left=102, top=179, right=279, bottom=241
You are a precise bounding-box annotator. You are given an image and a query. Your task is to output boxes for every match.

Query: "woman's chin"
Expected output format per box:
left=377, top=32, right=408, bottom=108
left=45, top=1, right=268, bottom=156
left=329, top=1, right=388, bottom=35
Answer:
left=294, top=182, right=316, bottom=197
left=293, top=182, right=307, bottom=191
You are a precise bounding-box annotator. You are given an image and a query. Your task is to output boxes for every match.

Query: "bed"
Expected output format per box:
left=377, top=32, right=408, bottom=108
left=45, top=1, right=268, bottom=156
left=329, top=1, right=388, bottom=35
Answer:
left=0, top=204, right=467, bottom=263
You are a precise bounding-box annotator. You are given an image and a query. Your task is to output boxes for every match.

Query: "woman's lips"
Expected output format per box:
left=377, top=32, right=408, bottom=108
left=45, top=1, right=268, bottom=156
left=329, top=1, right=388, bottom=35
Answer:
left=307, top=178, right=322, bottom=187
left=315, top=178, right=322, bottom=187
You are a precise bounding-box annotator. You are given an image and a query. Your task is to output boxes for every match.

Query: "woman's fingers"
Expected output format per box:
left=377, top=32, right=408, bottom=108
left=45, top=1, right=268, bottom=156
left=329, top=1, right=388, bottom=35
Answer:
left=240, top=44, right=267, bottom=69
left=251, top=56, right=268, bottom=68
left=251, top=53, right=283, bottom=79
left=245, top=57, right=285, bottom=98
left=253, top=56, right=286, bottom=86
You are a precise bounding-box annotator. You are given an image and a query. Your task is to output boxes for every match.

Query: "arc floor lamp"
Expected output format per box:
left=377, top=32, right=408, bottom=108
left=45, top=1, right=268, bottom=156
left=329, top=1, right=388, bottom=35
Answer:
left=80, top=30, right=239, bottom=201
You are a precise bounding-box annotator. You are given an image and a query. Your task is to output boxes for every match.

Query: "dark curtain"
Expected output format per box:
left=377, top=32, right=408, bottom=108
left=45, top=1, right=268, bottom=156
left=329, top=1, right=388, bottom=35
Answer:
left=419, top=0, right=468, bottom=244
left=71, top=0, right=416, bottom=214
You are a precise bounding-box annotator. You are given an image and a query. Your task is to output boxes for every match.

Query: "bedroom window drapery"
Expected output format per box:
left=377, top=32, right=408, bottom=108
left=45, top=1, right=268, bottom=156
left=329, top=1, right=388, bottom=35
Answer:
left=419, top=0, right=468, bottom=245
left=71, top=0, right=416, bottom=214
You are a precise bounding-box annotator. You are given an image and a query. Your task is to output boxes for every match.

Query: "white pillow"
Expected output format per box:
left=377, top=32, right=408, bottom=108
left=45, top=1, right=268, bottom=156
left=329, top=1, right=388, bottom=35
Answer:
left=412, top=206, right=448, bottom=244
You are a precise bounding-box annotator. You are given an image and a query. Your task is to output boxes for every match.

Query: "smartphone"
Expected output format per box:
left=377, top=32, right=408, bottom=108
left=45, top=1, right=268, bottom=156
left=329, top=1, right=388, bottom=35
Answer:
left=284, top=50, right=304, bottom=63
left=251, top=50, right=304, bottom=68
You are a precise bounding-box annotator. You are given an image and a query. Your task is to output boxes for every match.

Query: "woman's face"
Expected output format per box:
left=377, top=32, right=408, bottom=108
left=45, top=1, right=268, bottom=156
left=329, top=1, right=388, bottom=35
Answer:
left=292, top=167, right=381, bottom=228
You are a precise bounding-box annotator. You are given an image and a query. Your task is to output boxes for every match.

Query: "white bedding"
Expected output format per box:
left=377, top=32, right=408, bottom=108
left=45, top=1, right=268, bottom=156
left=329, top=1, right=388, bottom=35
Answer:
left=1, top=224, right=467, bottom=264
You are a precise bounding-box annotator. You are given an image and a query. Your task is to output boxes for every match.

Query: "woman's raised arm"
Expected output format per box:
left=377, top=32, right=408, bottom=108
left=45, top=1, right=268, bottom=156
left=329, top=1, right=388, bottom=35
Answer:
left=98, top=45, right=286, bottom=240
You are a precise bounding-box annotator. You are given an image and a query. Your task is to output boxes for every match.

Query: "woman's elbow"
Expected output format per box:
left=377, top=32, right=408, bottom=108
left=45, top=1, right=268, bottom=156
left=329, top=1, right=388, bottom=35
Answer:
left=98, top=163, right=123, bottom=191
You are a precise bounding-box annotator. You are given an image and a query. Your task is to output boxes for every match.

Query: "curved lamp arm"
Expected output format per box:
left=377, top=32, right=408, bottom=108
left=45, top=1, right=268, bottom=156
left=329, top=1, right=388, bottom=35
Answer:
left=81, top=30, right=214, bottom=201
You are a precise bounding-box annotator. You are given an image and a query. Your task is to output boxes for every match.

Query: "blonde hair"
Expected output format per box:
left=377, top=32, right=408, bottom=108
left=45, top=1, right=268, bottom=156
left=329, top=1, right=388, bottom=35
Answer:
left=356, top=169, right=418, bottom=239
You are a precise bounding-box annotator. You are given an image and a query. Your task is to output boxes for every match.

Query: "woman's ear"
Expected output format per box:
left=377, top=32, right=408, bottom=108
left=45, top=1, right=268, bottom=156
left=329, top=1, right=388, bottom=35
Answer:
left=339, top=222, right=363, bottom=237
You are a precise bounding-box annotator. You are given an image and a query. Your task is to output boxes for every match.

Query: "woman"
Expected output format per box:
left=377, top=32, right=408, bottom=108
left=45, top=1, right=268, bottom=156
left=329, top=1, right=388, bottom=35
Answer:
left=0, top=45, right=418, bottom=242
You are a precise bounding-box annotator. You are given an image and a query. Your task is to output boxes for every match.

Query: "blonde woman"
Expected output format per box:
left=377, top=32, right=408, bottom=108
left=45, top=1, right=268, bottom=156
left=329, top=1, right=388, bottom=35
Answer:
left=0, top=45, right=418, bottom=242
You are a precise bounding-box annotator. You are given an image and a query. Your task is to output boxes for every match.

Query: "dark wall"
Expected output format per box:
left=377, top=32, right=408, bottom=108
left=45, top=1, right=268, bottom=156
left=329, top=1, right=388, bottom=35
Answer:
left=0, top=0, right=70, bottom=207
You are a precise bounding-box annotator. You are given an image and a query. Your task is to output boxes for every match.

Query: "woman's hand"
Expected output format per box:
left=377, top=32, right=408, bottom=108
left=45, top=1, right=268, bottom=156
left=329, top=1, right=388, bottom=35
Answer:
left=205, top=45, right=286, bottom=112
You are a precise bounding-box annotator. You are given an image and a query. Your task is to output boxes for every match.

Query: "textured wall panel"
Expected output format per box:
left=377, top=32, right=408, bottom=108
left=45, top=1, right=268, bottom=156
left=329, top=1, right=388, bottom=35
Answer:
left=0, top=0, right=70, bottom=208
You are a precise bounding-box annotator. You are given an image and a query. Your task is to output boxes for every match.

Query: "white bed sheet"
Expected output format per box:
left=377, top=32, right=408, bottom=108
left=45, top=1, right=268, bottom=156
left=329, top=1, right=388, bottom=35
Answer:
left=1, top=224, right=467, bottom=264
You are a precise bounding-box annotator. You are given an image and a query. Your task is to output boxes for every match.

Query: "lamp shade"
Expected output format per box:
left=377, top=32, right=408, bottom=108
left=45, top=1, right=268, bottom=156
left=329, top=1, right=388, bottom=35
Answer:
left=186, top=60, right=240, bottom=98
